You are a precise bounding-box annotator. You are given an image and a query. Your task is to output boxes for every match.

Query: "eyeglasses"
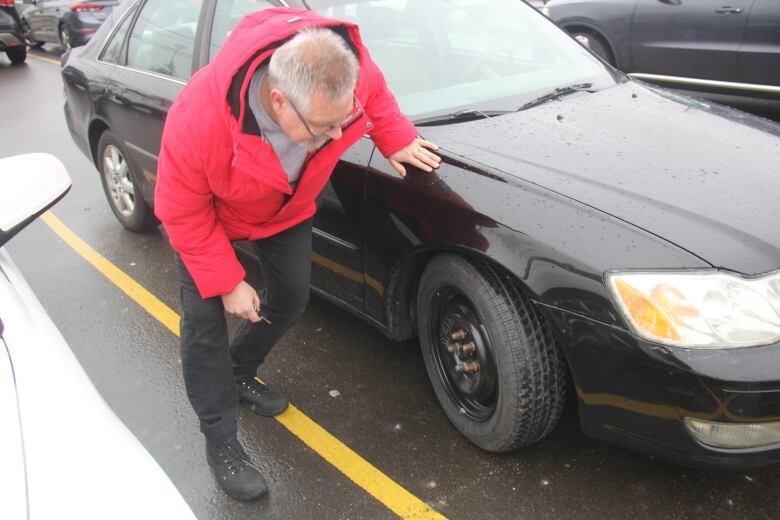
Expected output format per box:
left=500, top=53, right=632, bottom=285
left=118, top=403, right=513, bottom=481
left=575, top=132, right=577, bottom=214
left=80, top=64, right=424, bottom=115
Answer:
left=287, top=94, right=363, bottom=138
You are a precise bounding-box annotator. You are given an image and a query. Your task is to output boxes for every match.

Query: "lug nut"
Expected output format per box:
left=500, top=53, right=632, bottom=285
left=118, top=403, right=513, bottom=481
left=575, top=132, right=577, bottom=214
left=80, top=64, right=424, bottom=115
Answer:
left=447, top=342, right=461, bottom=353
left=455, top=361, right=480, bottom=374
left=461, top=341, right=476, bottom=356
left=451, top=329, right=467, bottom=341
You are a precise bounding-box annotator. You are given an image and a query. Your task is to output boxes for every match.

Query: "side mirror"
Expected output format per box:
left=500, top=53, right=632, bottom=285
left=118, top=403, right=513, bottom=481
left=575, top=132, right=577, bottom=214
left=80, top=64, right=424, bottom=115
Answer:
left=0, top=153, right=71, bottom=248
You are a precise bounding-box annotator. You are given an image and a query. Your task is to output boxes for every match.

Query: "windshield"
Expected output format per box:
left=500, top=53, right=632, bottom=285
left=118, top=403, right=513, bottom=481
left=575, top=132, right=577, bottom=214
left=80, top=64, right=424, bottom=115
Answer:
left=308, top=0, right=617, bottom=121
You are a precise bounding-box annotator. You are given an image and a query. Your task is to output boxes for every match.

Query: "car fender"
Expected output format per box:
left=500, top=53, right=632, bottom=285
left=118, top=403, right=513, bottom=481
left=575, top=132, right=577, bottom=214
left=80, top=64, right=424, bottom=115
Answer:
left=368, top=153, right=708, bottom=340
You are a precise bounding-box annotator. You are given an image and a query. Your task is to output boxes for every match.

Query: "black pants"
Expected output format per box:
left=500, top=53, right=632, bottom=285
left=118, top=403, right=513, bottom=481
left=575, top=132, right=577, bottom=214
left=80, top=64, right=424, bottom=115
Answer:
left=176, top=218, right=312, bottom=444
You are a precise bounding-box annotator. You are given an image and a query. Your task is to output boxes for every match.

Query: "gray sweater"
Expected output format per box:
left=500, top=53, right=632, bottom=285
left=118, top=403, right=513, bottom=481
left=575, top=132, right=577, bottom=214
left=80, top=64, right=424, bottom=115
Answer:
left=247, top=65, right=307, bottom=187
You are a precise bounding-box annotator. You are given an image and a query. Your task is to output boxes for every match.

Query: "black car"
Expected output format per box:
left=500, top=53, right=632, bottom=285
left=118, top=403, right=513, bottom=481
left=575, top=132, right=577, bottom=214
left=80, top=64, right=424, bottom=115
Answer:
left=0, top=1, right=26, bottom=63
left=62, top=0, right=780, bottom=469
left=546, top=0, right=780, bottom=100
left=22, top=0, right=117, bottom=49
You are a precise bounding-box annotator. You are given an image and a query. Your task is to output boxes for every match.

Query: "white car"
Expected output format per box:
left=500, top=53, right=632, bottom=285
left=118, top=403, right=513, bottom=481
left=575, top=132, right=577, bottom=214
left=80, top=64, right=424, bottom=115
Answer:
left=526, top=0, right=548, bottom=10
left=0, top=153, right=196, bottom=519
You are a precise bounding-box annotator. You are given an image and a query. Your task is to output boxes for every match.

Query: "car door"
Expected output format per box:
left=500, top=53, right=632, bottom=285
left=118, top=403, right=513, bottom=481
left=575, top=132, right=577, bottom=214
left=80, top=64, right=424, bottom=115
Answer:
left=738, top=0, right=780, bottom=87
left=631, top=0, right=755, bottom=81
left=102, top=0, right=203, bottom=204
left=22, top=0, right=50, bottom=40
left=25, top=0, right=67, bottom=42
left=310, top=140, right=372, bottom=311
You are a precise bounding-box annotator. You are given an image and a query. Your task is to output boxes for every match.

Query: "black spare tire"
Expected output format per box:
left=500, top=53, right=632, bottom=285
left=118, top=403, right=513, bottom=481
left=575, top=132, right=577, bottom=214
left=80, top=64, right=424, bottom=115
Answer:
left=417, top=254, right=567, bottom=452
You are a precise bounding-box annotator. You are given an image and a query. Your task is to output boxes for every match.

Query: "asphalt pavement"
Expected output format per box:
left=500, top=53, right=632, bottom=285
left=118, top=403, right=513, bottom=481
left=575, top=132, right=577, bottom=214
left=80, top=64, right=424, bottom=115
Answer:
left=2, top=48, right=780, bottom=520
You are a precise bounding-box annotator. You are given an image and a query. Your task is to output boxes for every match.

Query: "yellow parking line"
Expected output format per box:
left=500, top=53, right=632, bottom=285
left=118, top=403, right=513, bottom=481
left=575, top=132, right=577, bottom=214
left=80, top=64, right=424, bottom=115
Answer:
left=28, top=53, right=61, bottom=66
left=40, top=212, right=180, bottom=335
left=40, top=211, right=446, bottom=520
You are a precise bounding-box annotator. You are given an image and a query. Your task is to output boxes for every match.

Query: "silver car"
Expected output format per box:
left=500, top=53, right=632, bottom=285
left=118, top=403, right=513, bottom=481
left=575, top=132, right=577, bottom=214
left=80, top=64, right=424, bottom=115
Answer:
left=21, top=0, right=118, bottom=49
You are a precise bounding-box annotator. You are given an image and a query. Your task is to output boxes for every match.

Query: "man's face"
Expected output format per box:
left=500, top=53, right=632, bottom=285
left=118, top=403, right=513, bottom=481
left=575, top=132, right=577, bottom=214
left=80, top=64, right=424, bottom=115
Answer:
left=271, top=88, right=357, bottom=151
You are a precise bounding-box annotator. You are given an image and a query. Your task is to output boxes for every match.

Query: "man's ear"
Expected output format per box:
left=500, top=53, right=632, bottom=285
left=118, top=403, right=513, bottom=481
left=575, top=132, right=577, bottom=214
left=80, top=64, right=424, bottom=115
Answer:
left=269, top=88, right=286, bottom=115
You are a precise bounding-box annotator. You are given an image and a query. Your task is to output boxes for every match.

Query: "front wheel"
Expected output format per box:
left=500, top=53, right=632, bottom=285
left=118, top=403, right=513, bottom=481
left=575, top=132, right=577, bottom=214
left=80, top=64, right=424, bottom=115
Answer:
left=417, top=254, right=567, bottom=452
left=20, top=19, right=44, bottom=48
left=97, top=131, right=157, bottom=232
left=58, top=23, right=71, bottom=50
left=26, top=39, right=45, bottom=49
left=6, top=46, right=27, bottom=64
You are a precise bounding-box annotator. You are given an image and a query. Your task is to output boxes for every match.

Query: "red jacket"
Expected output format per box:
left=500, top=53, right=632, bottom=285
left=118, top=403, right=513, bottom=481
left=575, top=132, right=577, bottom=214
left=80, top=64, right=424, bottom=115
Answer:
left=155, top=7, right=417, bottom=298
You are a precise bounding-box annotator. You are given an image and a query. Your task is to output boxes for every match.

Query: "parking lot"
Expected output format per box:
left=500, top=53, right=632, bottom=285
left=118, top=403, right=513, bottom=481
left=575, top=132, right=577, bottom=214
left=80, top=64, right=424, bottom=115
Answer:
left=3, top=42, right=780, bottom=520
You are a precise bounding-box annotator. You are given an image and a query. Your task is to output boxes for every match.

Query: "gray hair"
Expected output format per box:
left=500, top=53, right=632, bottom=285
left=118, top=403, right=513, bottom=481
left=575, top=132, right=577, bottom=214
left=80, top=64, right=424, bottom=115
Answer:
left=268, top=28, right=360, bottom=112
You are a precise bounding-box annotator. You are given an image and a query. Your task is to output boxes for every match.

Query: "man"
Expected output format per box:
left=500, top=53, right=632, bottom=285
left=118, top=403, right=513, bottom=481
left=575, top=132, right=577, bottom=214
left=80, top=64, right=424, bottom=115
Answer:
left=155, top=7, right=440, bottom=502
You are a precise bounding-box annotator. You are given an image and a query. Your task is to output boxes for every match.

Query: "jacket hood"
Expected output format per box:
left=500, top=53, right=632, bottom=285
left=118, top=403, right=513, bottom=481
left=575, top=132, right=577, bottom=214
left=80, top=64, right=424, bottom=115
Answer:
left=208, top=7, right=363, bottom=136
left=422, top=81, right=780, bottom=275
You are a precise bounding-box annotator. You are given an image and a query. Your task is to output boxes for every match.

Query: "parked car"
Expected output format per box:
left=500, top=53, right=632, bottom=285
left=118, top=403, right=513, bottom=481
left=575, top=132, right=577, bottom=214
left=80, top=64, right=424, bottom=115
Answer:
left=22, top=0, right=117, bottom=49
left=62, top=0, right=780, bottom=469
left=0, top=0, right=26, bottom=63
left=7, top=0, right=35, bottom=16
left=0, top=153, right=197, bottom=519
left=545, top=0, right=780, bottom=100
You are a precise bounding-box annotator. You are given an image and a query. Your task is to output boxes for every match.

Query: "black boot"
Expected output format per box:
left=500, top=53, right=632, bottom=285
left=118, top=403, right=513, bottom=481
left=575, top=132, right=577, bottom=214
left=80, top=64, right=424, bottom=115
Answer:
left=237, top=377, right=289, bottom=416
left=206, top=437, right=268, bottom=501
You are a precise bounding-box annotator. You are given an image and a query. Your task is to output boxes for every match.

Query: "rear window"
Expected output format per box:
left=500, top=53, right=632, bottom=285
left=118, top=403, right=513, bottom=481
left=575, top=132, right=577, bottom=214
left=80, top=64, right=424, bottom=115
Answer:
left=99, top=4, right=137, bottom=65
left=125, top=0, right=203, bottom=80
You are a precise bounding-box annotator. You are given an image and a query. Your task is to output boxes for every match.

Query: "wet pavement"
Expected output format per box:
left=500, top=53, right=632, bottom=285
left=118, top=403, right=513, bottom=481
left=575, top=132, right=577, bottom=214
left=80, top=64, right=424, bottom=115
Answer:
left=2, top=48, right=780, bottom=519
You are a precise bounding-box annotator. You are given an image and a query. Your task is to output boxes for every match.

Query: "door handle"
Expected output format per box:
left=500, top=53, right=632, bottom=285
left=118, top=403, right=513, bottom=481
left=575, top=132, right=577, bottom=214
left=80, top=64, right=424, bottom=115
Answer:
left=715, top=6, right=743, bottom=14
left=110, top=87, right=128, bottom=104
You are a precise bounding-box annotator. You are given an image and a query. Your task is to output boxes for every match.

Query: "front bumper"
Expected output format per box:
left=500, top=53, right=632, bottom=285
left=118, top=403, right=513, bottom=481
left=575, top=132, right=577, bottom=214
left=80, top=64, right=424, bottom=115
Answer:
left=543, top=305, right=780, bottom=469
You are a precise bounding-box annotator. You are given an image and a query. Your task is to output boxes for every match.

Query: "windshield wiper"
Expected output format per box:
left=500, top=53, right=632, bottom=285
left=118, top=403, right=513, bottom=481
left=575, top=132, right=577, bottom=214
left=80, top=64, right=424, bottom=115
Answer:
left=415, top=109, right=511, bottom=126
left=517, top=83, right=594, bottom=111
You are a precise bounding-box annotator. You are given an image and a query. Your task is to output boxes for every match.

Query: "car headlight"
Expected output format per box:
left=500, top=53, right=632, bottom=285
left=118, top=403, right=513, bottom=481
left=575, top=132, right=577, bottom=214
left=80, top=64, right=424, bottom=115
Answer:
left=606, top=271, right=780, bottom=348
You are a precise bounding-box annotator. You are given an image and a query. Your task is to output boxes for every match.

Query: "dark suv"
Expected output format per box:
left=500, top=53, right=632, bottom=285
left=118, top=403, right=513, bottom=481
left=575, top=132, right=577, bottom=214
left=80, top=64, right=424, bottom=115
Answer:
left=546, top=0, right=780, bottom=101
left=0, top=1, right=26, bottom=64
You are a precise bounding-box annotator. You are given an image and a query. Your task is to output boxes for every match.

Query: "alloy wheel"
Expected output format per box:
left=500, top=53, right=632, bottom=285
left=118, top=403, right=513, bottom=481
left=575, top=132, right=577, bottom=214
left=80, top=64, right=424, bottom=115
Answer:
left=102, top=144, right=135, bottom=218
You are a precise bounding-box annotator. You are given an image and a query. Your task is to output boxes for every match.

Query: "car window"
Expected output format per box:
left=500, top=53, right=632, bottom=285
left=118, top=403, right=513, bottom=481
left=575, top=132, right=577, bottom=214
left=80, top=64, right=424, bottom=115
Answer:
left=99, top=4, right=138, bottom=65
left=309, top=0, right=614, bottom=120
left=126, top=0, right=203, bottom=80
left=210, top=0, right=275, bottom=62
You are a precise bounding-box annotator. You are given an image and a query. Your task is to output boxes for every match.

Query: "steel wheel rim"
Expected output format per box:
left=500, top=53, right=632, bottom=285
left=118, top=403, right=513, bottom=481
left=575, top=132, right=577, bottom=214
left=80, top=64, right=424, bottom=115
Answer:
left=429, top=286, right=498, bottom=422
left=102, top=144, right=135, bottom=218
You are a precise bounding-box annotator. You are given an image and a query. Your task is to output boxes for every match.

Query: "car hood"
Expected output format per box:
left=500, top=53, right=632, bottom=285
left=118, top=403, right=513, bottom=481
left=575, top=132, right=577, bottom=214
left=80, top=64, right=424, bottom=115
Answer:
left=423, top=81, right=780, bottom=275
